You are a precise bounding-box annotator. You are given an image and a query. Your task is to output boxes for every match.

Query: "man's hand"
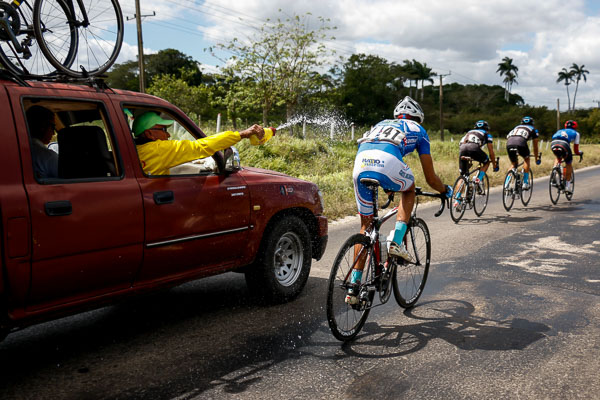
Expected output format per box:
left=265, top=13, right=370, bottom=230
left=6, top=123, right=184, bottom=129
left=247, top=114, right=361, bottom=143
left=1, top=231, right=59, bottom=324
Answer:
left=240, top=124, right=264, bottom=140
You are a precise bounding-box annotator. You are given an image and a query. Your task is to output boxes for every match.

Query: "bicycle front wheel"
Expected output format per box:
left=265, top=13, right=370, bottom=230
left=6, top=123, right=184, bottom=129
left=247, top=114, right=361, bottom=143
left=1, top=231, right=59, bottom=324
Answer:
left=450, top=176, right=467, bottom=223
left=549, top=168, right=561, bottom=205
left=565, top=171, right=575, bottom=201
left=326, top=234, right=374, bottom=341
left=34, top=0, right=124, bottom=77
left=502, top=170, right=516, bottom=211
left=473, top=173, right=489, bottom=216
left=521, top=169, right=533, bottom=206
left=0, top=1, right=72, bottom=76
left=393, top=218, right=431, bottom=308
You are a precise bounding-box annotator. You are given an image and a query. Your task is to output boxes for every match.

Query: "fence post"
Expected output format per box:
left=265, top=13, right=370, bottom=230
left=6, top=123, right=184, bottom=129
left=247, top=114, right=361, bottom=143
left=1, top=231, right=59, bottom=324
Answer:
left=302, top=119, right=306, bottom=139
left=497, top=139, right=500, bottom=151
left=216, top=113, right=221, bottom=133
left=330, top=122, right=334, bottom=140
left=351, top=123, right=355, bottom=141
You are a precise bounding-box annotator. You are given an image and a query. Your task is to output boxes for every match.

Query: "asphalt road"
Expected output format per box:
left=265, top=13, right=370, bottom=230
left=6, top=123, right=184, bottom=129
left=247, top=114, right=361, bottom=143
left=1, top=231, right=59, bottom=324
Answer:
left=1, top=166, right=599, bottom=399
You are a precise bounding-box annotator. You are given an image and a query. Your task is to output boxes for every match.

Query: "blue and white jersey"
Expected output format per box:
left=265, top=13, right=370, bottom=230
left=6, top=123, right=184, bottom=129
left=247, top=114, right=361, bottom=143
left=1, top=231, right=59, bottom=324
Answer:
left=552, top=128, right=580, bottom=145
left=358, top=119, right=431, bottom=157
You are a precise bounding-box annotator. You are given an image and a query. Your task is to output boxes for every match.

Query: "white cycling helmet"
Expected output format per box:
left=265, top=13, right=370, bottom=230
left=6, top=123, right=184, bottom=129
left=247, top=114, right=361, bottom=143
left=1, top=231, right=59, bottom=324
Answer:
left=393, top=96, right=424, bottom=123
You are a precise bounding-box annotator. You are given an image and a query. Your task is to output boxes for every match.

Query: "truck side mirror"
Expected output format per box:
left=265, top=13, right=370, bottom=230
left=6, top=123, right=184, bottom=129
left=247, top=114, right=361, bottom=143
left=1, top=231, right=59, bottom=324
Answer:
left=224, top=146, right=241, bottom=172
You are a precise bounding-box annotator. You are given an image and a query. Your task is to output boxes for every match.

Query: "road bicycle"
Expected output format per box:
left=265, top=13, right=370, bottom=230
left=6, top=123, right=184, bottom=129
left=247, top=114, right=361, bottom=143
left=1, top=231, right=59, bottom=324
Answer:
left=0, top=0, right=123, bottom=77
left=450, top=156, right=498, bottom=223
left=326, top=179, right=446, bottom=342
left=502, top=150, right=541, bottom=211
left=549, top=152, right=583, bottom=204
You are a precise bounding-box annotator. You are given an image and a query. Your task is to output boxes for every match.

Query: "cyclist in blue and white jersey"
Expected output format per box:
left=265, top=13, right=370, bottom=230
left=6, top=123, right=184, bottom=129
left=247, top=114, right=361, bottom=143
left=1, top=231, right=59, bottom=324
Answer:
left=551, top=120, right=583, bottom=194
left=348, top=96, right=451, bottom=304
left=506, top=116, right=540, bottom=190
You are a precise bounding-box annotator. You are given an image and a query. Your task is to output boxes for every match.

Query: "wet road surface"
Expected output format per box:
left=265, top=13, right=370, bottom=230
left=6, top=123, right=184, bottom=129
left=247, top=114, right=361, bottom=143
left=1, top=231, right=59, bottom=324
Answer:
left=1, top=166, right=599, bottom=399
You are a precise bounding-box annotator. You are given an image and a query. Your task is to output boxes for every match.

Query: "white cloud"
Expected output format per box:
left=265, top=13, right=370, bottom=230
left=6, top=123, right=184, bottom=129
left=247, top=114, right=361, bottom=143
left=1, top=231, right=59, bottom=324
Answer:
left=124, top=0, right=600, bottom=109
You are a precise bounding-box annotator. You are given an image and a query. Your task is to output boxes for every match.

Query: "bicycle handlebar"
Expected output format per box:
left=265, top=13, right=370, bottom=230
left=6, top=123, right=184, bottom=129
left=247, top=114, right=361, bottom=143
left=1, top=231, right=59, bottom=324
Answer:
left=381, top=188, right=446, bottom=217
left=415, top=187, right=447, bottom=217
left=578, top=152, right=584, bottom=162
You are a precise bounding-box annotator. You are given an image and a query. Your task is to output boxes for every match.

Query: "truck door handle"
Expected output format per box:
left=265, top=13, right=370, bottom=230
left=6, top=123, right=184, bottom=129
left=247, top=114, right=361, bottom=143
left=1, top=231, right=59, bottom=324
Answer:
left=45, top=201, right=72, bottom=216
left=153, top=191, right=174, bottom=205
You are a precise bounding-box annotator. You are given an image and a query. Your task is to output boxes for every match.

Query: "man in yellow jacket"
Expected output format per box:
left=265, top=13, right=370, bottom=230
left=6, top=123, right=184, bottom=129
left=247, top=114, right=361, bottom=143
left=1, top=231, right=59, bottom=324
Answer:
left=133, top=111, right=264, bottom=175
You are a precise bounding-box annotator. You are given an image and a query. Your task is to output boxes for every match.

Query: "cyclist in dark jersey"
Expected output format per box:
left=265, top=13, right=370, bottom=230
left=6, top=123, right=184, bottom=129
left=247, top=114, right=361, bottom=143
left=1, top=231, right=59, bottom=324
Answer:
left=457, top=120, right=499, bottom=193
left=505, top=116, right=540, bottom=190
left=551, top=120, right=582, bottom=194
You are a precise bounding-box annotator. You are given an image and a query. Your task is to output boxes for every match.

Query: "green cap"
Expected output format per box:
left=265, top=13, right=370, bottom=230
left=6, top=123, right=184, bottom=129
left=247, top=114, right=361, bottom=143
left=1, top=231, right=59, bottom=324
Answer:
left=132, top=111, right=174, bottom=136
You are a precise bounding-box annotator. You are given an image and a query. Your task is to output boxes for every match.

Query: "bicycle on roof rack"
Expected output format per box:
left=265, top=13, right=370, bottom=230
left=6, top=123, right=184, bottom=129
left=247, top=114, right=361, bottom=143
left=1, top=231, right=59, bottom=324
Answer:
left=0, top=0, right=123, bottom=78
left=326, top=179, right=447, bottom=342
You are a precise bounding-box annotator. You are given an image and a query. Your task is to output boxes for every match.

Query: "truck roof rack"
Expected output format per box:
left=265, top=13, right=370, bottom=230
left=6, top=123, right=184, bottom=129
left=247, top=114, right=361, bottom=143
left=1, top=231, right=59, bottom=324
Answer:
left=0, top=67, right=114, bottom=92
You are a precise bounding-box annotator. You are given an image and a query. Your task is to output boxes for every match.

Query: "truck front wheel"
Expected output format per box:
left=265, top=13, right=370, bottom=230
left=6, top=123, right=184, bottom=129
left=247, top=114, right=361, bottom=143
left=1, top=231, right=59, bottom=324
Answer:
left=245, top=216, right=312, bottom=303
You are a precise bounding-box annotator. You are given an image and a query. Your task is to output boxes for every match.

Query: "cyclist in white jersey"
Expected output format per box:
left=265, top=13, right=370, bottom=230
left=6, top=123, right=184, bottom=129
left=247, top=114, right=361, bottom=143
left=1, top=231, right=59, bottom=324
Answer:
left=348, top=96, right=451, bottom=304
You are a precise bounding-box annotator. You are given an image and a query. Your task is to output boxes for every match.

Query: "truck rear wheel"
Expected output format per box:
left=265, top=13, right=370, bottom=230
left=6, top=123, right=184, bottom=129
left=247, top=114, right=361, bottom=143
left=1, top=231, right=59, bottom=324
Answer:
left=245, top=215, right=312, bottom=303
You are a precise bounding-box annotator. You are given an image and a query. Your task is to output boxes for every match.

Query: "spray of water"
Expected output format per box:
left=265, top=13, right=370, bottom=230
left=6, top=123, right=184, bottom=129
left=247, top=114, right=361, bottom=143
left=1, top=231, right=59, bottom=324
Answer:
left=275, top=109, right=353, bottom=139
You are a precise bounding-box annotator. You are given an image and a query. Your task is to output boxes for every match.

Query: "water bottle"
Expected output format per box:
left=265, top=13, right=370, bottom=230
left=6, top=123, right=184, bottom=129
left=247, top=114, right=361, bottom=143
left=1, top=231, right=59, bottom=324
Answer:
left=249, top=127, right=276, bottom=145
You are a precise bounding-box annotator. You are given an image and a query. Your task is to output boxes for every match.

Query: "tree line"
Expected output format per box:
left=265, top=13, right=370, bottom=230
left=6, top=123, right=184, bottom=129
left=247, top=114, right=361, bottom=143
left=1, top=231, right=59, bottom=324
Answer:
left=106, top=13, right=597, bottom=139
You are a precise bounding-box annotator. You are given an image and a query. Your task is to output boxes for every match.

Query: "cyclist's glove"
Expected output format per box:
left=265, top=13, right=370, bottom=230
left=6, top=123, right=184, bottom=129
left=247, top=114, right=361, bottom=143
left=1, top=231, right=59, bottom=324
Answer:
left=444, top=184, right=453, bottom=199
left=535, top=159, right=541, bottom=165
left=493, top=166, right=500, bottom=172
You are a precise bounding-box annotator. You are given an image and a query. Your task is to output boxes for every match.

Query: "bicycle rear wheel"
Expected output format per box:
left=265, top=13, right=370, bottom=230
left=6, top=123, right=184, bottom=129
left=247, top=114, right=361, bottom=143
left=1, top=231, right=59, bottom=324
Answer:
left=473, top=173, right=489, bottom=216
left=326, top=234, right=374, bottom=341
left=34, top=0, right=124, bottom=77
left=393, top=218, right=430, bottom=308
left=0, top=1, right=73, bottom=76
left=502, top=170, right=516, bottom=211
left=521, top=169, right=533, bottom=206
left=549, top=168, right=561, bottom=205
left=565, top=171, right=575, bottom=201
left=450, top=176, right=467, bottom=223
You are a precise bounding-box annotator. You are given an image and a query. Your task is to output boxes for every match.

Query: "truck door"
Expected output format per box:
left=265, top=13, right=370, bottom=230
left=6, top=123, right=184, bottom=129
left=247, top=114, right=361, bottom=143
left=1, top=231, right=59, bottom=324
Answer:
left=11, top=91, right=144, bottom=311
left=125, top=107, right=252, bottom=284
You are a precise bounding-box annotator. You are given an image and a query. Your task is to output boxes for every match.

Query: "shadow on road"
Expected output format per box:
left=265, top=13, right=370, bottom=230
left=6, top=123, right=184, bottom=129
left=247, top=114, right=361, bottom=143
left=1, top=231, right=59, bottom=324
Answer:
left=340, top=299, right=549, bottom=358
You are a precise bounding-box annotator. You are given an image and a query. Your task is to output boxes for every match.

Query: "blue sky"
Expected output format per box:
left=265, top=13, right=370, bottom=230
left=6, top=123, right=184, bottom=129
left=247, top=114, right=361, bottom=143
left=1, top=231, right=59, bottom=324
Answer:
left=118, top=0, right=600, bottom=110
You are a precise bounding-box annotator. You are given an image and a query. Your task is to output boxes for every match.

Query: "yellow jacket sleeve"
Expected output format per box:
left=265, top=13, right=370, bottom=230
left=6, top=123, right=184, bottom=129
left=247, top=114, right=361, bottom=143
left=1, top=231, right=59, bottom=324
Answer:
left=136, top=131, right=242, bottom=175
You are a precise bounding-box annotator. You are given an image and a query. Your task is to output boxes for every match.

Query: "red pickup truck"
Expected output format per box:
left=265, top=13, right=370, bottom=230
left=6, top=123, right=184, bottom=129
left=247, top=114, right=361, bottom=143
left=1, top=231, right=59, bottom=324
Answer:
left=0, top=76, right=328, bottom=342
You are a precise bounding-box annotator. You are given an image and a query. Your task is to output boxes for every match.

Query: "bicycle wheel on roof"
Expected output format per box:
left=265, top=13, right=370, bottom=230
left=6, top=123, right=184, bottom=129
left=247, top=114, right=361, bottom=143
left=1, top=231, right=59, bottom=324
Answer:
left=33, top=0, right=123, bottom=77
left=0, top=0, right=75, bottom=76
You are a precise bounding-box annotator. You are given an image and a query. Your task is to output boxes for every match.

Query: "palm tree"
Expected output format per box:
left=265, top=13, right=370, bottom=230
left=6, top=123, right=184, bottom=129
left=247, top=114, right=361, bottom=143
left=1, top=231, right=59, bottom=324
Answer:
left=556, top=67, right=574, bottom=111
left=401, top=60, right=418, bottom=98
left=412, top=60, right=437, bottom=101
left=570, top=63, right=590, bottom=110
left=497, top=57, right=519, bottom=101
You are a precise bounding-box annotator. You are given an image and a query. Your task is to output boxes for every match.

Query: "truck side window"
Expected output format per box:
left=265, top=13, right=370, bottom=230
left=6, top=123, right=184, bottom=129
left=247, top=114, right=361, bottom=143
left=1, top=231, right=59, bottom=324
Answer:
left=127, top=107, right=217, bottom=176
left=25, top=99, right=121, bottom=183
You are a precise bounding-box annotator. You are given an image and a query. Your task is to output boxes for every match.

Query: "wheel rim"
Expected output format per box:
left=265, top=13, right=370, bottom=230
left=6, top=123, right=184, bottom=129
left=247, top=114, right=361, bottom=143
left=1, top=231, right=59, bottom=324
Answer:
left=503, top=172, right=516, bottom=211
left=273, top=232, right=303, bottom=287
left=393, top=220, right=430, bottom=308
left=450, top=177, right=467, bottom=223
left=549, top=170, right=560, bottom=204
left=521, top=170, right=533, bottom=206
left=473, top=174, right=489, bottom=216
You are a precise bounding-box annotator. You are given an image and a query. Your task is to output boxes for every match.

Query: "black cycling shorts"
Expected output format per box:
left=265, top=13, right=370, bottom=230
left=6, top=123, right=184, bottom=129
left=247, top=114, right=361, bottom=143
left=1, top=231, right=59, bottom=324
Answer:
left=459, top=144, right=489, bottom=174
left=551, top=140, right=573, bottom=164
left=506, top=138, right=530, bottom=164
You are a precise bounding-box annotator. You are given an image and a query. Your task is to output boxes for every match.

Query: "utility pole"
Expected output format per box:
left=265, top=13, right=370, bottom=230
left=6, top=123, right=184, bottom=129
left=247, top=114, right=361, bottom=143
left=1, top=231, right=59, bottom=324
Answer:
left=556, top=98, right=560, bottom=132
left=128, top=1, right=155, bottom=93
left=593, top=99, right=600, bottom=108
left=438, top=71, right=451, bottom=141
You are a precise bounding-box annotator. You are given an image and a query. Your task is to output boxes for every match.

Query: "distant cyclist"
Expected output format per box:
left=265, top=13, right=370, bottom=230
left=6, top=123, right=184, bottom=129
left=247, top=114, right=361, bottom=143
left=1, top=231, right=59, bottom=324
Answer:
left=551, top=120, right=583, bottom=194
left=349, top=96, right=452, bottom=304
left=457, top=120, right=499, bottom=194
left=506, top=116, right=540, bottom=190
